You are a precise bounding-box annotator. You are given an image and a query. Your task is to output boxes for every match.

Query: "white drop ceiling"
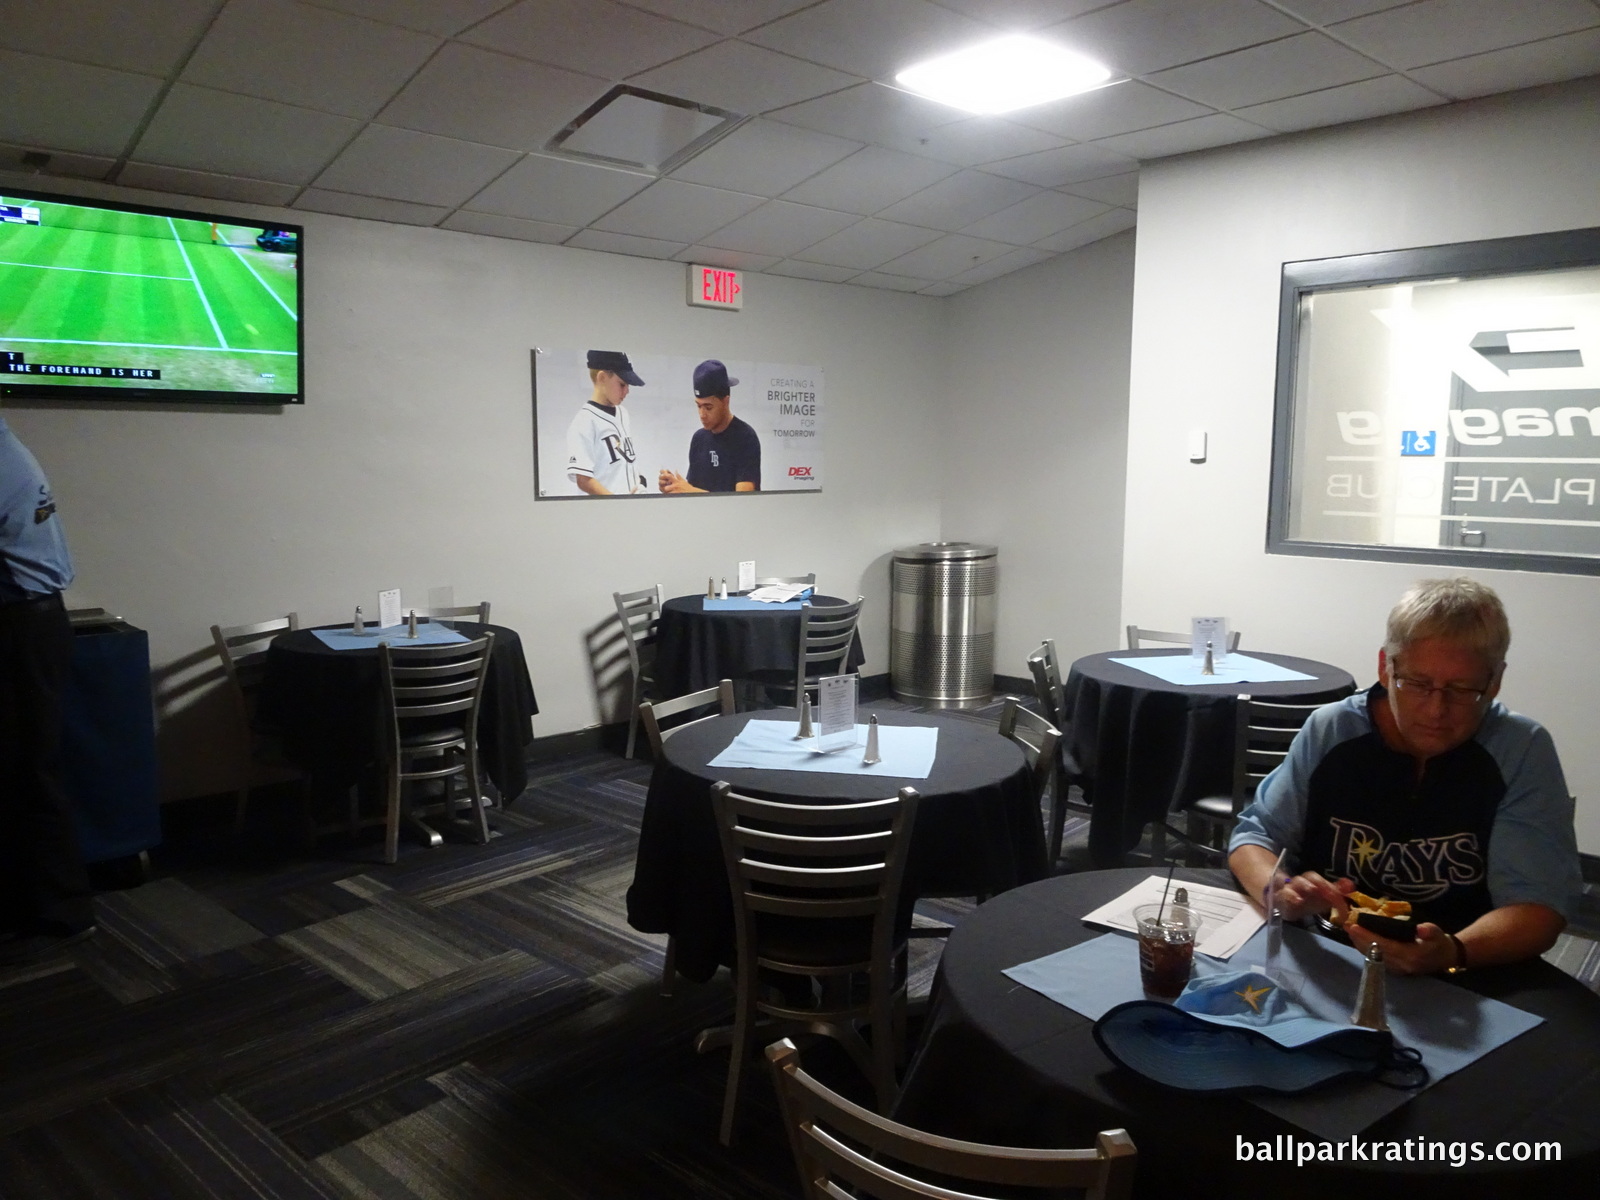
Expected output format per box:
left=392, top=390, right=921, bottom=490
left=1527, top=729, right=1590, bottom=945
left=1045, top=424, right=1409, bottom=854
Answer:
left=1, top=0, right=1597, bottom=294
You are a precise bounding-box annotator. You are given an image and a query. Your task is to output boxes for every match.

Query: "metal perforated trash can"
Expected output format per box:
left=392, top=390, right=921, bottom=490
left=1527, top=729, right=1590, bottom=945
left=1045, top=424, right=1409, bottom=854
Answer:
left=891, top=542, right=997, bottom=707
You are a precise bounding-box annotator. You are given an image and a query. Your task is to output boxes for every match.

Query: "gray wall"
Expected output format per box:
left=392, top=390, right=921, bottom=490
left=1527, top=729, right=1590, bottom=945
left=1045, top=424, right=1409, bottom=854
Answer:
left=940, top=231, right=1135, bottom=676
left=1120, top=77, right=1600, bottom=852
left=3, top=178, right=953, bottom=798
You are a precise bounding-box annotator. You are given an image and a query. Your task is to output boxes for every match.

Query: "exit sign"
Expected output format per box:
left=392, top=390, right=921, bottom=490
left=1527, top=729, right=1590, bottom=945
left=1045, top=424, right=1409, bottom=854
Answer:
left=688, top=264, right=744, bottom=310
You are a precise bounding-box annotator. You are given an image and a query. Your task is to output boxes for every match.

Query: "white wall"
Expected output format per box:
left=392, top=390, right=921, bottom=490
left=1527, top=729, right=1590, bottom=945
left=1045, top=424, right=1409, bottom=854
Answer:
left=1121, top=77, right=1600, bottom=852
left=940, top=231, right=1134, bottom=674
left=3, top=175, right=947, bottom=798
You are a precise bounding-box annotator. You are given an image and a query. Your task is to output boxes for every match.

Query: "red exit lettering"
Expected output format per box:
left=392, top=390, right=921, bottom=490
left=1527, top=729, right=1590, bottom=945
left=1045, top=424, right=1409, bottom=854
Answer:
left=688, top=264, right=744, bottom=309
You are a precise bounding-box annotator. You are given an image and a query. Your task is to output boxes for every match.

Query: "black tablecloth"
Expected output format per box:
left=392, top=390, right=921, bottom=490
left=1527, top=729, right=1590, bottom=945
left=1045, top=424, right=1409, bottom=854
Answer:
left=256, top=623, right=538, bottom=803
left=626, top=709, right=1046, bottom=982
left=896, top=868, right=1600, bottom=1199
left=1065, top=649, right=1356, bottom=866
left=653, top=594, right=868, bottom=698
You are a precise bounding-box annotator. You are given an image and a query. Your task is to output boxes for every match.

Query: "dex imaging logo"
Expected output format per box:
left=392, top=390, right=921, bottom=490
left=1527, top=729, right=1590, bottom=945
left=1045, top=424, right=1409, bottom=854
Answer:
left=788, top=466, right=813, bottom=478
left=1401, top=430, right=1436, bottom=456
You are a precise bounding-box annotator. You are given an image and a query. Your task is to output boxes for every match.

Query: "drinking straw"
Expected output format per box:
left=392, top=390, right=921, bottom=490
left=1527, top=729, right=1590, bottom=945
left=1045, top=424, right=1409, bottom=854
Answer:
left=1156, top=861, right=1178, bottom=921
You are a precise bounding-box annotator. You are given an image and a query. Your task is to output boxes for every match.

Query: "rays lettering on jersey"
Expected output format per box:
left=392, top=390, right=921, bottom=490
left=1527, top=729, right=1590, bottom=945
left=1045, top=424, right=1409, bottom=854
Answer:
left=602, top=434, right=637, bottom=464
left=1327, top=817, right=1483, bottom=902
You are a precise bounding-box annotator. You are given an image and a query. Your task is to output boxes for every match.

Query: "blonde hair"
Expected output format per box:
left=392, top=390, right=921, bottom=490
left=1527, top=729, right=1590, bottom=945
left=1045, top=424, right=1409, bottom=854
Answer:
left=1384, top=578, right=1510, bottom=667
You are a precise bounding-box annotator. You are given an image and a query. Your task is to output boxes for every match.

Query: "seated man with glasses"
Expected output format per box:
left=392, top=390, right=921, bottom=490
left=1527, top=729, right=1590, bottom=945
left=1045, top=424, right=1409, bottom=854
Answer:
left=1230, top=578, right=1580, bottom=975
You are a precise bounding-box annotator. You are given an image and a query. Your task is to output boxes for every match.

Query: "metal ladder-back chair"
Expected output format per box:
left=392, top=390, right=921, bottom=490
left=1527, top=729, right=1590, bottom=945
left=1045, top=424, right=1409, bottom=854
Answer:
left=767, top=1038, right=1136, bottom=1200
left=790, top=596, right=863, bottom=701
left=998, top=695, right=1067, bottom=865
left=706, top=781, right=920, bottom=1146
left=755, top=573, right=816, bottom=587
left=429, top=600, right=491, bottom=625
left=1126, top=625, right=1242, bottom=652
left=210, top=613, right=306, bottom=836
left=1025, top=639, right=1091, bottom=863
left=377, top=632, right=495, bottom=864
left=1170, top=694, right=1323, bottom=860
left=638, top=678, right=736, bottom=998
left=613, top=584, right=664, bottom=759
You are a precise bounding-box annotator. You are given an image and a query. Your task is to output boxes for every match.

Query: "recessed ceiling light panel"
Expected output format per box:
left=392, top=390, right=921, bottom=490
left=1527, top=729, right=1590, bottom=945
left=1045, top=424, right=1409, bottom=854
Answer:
left=894, top=35, right=1113, bottom=115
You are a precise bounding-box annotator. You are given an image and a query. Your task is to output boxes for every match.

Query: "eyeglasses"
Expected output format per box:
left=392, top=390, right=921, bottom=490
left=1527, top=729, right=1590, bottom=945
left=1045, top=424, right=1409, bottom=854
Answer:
left=1389, top=670, right=1490, bottom=708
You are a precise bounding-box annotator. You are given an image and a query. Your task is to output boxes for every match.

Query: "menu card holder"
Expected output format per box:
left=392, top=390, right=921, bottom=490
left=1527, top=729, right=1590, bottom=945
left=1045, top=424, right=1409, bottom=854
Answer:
left=738, top=560, right=755, bottom=593
left=816, top=674, right=858, bottom=754
left=1191, top=616, right=1228, bottom=661
left=379, top=588, right=402, bottom=630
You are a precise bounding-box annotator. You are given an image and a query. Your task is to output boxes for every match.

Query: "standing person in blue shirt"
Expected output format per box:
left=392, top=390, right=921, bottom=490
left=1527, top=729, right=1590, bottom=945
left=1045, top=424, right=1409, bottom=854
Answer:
left=1230, top=578, right=1581, bottom=976
left=658, top=360, right=761, bottom=494
left=0, top=415, right=94, bottom=961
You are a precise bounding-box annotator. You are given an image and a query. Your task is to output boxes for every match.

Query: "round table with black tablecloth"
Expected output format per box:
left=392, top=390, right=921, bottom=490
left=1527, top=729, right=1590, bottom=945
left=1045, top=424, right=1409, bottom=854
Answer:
left=1065, top=649, right=1355, bottom=867
left=895, top=867, right=1600, bottom=1200
left=653, top=594, right=867, bottom=698
left=626, top=709, right=1047, bottom=982
left=256, top=623, right=538, bottom=804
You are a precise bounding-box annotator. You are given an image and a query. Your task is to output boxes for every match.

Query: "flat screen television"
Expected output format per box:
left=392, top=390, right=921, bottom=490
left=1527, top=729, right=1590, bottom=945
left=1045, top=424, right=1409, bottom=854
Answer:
left=1, top=187, right=303, bottom=404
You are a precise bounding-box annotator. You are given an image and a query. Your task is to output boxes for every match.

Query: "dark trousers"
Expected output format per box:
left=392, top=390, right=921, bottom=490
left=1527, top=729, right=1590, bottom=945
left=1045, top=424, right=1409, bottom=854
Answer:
left=0, top=593, right=93, bottom=933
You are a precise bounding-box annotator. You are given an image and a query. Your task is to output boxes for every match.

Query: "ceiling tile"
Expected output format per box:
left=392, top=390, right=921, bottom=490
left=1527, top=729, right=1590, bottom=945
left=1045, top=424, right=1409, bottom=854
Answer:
left=567, top=228, right=687, bottom=259
left=848, top=271, right=931, bottom=291
left=744, top=0, right=990, bottom=80
left=1409, top=28, right=1600, bottom=99
left=1237, top=73, right=1443, bottom=132
left=1060, top=170, right=1138, bottom=205
left=460, top=0, right=720, bottom=79
left=670, top=120, right=863, bottom=196
left=935, top=1, right=1124, bottom=29
left=1271, top=0, right=1413, bottom=24
left=592, top=178, right=766, bottom=242
left=917, top=280, right=965, bottom=295
left=463, top=153, right=652, bottom=225
left=306, top=0, right=511, bottom=36
left=378, top=43, right=610, bottom=152
left=948, top=245, right=1054, bottom=285
left=1014, top=80, right=1213, bottom=141
left=182, top=0, right=440, bottom=120
left=765, top=259, right=860, bottom=282
left=1148, top=32, right=1386, bottom=110
left=313, top=124, right=521, bottom=206
left=791, top=216, right=942, bottom=268
left=1092, top=111, right=1275, bottom=158
left=134, top=85, right=360, bottom=184
left=294, top=189, right=449, bottom=225
left=620, top=0, right=818, bottom=35
left=673, top=245, right=783, bottom=271
left=1330, top=0, right=1600, bottom=70
left=960, top=189, right=1111, bottom=244
left=877, top=232, right=1017, bottom=278
left=439, top=210, right=577, bottom=243
left=876, top=170, right=1039, bottom=230
left=116, top=163, right=302, bottom=207
left=1049, top=0, right=1308, bottom=75
left=897, top=117, right=1069, bottom=167
left=630, top=41, right=862, bottom=115
left=0, top=0, right=221, bottom=76
left=700, top=200, right=861, bottom=256
left=1033, top=205, right=1136, bottom=251
left=780, top=145, right=957, bottom=213
left=984, top=141, right=1138, bottom=186
left=0, top=50, right=162, bottom=157
left=768, top=82, right=964, bottom=145
left=0, top=143, right=116, bottom=180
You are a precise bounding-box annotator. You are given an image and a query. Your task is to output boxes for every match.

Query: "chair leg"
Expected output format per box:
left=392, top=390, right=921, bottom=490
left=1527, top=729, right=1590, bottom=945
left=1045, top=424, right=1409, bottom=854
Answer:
left=1047, top=787, right=1065, bottom=865
left=869, top=969, right=898, bottom=1115
left=624, top=673, right=642, bottom=759
left=661, top=935, right=677, bottom=997
left=466, top=749, right=489, bottom=845
left=383, top=762, right=402, bottom=865
left=719, top=957, right=758, bottom=1146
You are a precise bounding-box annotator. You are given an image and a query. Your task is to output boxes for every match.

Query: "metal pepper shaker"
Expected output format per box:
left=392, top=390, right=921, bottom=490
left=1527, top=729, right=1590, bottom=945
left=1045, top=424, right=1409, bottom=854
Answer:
left=1351, top=941, right=1388, bottom=1030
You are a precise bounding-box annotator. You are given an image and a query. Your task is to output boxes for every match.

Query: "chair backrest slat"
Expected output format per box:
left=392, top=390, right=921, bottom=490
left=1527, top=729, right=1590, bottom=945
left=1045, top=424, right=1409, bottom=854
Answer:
left=1228, top=694, right=1322, bottom=813
left=1126, top=625, right=1242, bottom=653
left=612, top=584, right=664, bottom=676
left=998, top=698, right=1060, bottom=814
left=793, top=597, right=865, bottom=697
left=210, top=613, right=299, bottom=708
left=379, top=634, right=494, bottom=753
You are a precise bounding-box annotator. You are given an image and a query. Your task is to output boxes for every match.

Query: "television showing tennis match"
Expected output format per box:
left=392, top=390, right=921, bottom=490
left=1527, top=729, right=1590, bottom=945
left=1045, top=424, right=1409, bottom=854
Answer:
left=1, top=188, right=302, bottom=404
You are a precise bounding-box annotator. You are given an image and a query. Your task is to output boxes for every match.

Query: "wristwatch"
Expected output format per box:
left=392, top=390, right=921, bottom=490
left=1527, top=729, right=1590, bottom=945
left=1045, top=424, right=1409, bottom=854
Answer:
left=1444, top=932, right=1469, bottom=975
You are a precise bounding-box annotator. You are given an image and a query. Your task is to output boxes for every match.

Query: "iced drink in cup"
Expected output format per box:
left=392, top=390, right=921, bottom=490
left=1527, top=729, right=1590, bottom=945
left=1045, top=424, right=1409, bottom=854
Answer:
left=1134, top=903, right=1201, bottom=999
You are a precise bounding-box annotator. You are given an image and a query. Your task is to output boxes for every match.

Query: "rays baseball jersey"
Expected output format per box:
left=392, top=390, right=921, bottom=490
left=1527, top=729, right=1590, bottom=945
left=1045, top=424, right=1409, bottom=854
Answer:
left=566, top=401, right=643, bottom=494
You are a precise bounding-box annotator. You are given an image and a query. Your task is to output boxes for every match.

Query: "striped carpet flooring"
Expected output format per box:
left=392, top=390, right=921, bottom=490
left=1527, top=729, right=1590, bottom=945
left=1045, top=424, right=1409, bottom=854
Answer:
left=3, top=696, right=1595, bottom=1197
